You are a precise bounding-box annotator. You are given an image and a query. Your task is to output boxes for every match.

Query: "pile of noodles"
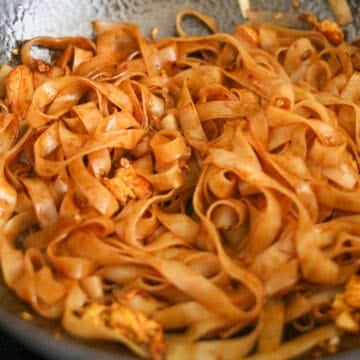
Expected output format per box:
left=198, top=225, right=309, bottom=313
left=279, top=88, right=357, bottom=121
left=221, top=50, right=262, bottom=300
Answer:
left=2, top=9, right=360, bottom=360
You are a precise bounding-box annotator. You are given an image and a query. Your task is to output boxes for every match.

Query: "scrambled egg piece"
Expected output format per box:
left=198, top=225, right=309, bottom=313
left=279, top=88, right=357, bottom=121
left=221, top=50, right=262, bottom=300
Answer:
left=103, top=158, right=152, bottom=205
left=333, top=275, right=360, bottom=333
left=78, top=303, right=165, bottom=360
left=318, top=20, right=344, bottom=46
left=300, top=13, right=344, bottom=45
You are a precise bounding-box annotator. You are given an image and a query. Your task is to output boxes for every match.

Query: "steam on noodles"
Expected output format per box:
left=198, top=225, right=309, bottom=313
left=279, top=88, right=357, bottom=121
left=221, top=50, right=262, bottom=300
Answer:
left=2, top=8, right=360, bottom=360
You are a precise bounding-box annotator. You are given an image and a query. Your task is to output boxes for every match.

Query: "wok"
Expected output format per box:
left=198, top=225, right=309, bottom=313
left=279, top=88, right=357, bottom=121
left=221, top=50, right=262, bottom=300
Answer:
left=0, top=0, right=360, bottom=359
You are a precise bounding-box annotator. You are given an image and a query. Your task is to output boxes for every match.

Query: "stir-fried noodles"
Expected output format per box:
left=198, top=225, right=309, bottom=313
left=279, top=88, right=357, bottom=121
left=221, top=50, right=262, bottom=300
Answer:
left=1, top=9, right=360, bottom=360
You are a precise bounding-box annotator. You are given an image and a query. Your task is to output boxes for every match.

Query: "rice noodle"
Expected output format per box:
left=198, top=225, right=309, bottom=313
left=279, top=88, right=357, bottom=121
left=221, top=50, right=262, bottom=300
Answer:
left=3, top=8, right=360, bottom=360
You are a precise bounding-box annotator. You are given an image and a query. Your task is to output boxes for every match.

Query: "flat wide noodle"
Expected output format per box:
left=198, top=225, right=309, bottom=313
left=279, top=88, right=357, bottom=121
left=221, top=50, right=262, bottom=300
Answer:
left=0, top=9, right=359, bottom=360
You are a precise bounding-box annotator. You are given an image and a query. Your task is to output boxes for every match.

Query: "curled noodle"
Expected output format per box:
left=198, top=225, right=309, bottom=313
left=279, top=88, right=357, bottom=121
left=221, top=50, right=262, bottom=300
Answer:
left=2, top=8, right=360, bottom=360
